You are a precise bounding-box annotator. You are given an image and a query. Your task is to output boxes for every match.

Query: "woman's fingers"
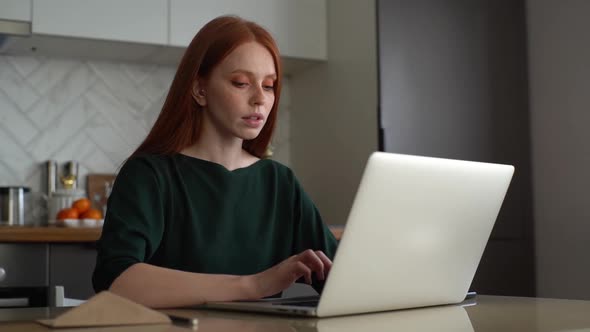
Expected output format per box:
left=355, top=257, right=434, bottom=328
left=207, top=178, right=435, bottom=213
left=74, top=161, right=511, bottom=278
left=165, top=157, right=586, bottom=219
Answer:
left=297, top=249, right=328, bottom=281
left=255, top=250, right=333, bottom=298
left=294, top=261, right=313, bottom=284
left=315, top=250, right=333, bottom=276
left=301, top=250, right=325, bottom=280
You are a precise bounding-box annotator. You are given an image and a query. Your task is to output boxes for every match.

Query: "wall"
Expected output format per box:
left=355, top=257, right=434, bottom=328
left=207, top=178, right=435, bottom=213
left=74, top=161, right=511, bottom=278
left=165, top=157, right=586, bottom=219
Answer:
left=0, top=55, right=292, bottom=193
left=290, top=0, right=378, bottom=225
left=527, top=0, right=590, bottom=299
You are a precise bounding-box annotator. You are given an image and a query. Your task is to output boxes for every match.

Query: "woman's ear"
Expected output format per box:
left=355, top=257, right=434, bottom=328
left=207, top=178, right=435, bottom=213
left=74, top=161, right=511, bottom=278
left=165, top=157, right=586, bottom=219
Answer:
left=191, top=82, right=207, bottom=107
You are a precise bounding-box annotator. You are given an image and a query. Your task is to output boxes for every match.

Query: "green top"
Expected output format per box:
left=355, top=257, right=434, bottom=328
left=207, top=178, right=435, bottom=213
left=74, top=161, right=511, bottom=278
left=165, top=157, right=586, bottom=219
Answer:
left=92, top=153, right=338, bottom=294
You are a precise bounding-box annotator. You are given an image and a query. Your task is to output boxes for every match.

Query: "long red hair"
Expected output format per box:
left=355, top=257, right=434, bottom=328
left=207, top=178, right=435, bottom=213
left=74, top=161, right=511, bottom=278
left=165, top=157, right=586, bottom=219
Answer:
left=132, top=16, right=282, bottom=158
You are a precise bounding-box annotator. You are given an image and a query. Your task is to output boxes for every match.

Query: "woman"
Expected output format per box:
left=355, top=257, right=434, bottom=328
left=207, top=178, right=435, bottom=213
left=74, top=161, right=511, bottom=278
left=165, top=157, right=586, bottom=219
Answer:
left=92, top=16, right=338, bottom=308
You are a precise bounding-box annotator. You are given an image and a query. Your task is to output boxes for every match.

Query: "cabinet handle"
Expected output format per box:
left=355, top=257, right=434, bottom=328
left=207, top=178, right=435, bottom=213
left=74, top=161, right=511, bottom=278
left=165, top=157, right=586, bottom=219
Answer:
left=0, top=267, right=6, bottom=282
left=0, top=298, right=29, bottom=307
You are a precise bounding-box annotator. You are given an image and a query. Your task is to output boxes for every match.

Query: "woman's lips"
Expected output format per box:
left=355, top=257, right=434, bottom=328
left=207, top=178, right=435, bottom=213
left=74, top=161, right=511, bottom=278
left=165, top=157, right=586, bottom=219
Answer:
left=242, top=116, right=264, bottom=128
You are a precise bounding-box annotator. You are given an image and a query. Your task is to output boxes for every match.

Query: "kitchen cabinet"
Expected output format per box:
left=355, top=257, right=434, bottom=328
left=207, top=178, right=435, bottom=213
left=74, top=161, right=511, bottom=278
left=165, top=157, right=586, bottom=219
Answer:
left=170, top=0, right=327, bottom=60
left=0, top=228, right=102, bottom=303
left=49, top=244, right=96, bottom=300
left=0, top=242, right=96, bottom=306
left=0, top=243, right=47, bottom=288
left=0, top=0, right=31, bottom=22
left=32, top=0, right=168, bottom=45
left=0, top=243, right=48, bottom=307
left=2, top=0, right=327, bottom=69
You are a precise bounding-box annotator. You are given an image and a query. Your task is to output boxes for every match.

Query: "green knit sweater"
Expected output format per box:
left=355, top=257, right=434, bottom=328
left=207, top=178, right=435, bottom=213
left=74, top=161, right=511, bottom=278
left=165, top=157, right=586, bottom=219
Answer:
left=92, top=153, right=338, bottom=294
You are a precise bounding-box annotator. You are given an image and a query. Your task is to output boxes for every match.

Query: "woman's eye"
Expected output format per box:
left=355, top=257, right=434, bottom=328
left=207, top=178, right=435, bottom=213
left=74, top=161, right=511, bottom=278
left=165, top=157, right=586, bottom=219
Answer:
left=232, top=81, right=248, bottom=87
left=263, top=85, right=274, bottom=91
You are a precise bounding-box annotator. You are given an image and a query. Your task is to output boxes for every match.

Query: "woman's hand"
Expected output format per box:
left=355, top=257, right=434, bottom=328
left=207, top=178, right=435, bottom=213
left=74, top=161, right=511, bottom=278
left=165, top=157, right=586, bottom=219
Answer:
left=248, top=249, right=333, bottom=299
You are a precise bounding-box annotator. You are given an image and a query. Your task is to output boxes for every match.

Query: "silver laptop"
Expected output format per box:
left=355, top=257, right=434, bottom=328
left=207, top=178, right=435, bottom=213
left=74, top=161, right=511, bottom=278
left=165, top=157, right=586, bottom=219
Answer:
left=197, top=152, right=514, bottom=317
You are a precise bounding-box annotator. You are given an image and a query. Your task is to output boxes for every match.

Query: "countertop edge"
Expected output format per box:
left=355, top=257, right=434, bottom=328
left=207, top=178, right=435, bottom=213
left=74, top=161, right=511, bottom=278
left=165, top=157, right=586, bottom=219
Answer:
left=0, top=225, right=345, bottom=243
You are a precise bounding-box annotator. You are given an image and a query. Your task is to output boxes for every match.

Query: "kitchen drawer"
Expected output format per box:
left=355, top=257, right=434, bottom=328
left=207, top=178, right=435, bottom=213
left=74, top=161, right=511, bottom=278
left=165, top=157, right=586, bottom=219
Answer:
left=0, top=244, right=48, bottom=287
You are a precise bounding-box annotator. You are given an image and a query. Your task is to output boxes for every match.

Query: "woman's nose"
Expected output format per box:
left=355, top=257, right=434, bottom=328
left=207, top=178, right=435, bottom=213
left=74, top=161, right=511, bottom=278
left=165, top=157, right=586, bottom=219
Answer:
left=250, top=86, right=268, bottom=106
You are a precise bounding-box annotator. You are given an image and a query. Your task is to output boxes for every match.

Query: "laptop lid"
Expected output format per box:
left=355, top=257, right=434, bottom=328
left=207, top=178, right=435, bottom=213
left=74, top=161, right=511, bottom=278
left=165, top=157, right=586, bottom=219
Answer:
left=316, top=152, right=514, bottom=317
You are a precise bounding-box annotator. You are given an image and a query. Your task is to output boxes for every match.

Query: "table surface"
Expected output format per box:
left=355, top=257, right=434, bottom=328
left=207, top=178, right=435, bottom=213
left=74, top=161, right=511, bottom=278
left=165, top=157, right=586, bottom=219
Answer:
left=1, top=295, right=590, bottom=331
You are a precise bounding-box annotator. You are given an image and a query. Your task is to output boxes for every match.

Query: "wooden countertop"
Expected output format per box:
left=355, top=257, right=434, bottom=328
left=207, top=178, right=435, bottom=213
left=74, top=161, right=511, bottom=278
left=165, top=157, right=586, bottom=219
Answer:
left=0, top=225, right=345, bottom=243
left=0, top=226, right=102, bottom=243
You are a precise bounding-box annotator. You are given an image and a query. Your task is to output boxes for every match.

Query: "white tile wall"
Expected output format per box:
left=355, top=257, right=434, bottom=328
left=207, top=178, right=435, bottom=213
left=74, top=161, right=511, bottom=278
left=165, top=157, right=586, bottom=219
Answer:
left=0, top=55, right=291, bottom=192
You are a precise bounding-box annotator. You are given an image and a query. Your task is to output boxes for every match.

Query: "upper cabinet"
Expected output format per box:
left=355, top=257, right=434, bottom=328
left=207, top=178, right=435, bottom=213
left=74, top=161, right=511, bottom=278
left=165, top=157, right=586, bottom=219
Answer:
left=170, top=0, right=327, bottom=60
left=32, top=0, right=168, bottom=45
left=1, top=0, right=327, bottom=67
left=0, top=0, right=32, bottom=37
left=0, top=0, right=31, bottom=22
left=0, top=0, right=31, bottom=21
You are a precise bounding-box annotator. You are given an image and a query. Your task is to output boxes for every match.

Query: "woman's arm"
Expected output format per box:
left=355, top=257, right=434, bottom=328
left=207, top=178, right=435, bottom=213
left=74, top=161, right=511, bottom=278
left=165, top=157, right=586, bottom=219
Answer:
left=110, top=249, right=331, bottom=308
left=110, top=263, right=255, bottom=308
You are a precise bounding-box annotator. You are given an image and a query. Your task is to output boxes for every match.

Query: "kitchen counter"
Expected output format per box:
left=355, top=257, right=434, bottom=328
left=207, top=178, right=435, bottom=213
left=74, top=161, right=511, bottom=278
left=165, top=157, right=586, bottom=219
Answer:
left=0, top=226, right=102, bottom=243
left=0, top=226, right=345, bottom=243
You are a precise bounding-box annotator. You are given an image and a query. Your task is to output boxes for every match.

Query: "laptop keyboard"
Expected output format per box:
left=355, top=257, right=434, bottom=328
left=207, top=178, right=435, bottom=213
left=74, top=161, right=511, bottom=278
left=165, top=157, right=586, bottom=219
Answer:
left=272, top=300, right=319, bottom=307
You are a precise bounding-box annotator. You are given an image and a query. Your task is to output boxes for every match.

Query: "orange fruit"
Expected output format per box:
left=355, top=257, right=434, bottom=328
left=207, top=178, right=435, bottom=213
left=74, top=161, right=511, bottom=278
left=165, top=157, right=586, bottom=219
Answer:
left=72, top=198, right=91, bottom=214
left=80, top=208, right=103, bottom=220
left=56, top=208, right=79, bottom=220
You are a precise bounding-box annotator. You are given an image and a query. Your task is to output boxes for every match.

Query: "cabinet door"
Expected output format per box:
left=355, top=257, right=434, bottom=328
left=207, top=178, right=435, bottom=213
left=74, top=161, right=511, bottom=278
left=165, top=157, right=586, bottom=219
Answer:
left=0, top=0, right=31, bottom=21
left=32, top=0, right=167, bottom=45
left=0, top=243, right=48, bottom=288
left=170, top=0, right=327, bottom=60
left=49, top=244, right=97, bottom=300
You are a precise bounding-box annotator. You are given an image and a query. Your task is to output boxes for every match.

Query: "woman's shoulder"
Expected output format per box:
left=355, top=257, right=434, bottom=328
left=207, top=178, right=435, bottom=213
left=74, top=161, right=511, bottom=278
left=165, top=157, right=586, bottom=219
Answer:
left=119, top=153, right=176, bottom=177
left=125, top=153, right=172, bottom=163
left=260, top=158, right=292, bottom=173
left=258, top=158, right=301, bottom=185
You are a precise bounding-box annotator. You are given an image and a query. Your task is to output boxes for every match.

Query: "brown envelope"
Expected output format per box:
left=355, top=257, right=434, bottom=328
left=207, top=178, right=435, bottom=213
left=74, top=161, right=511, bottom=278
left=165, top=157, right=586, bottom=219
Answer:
left=37, top=291, right=171, bottom=328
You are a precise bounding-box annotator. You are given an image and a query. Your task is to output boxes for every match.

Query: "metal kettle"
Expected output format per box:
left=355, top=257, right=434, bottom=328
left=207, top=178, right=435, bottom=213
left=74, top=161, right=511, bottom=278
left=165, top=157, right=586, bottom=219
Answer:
left=0, top=186, right=30, bottom=226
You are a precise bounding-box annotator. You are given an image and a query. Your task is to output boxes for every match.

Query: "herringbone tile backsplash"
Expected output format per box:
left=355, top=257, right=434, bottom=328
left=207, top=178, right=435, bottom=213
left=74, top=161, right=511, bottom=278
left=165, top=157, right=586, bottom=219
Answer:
left=0, top=55, right=291, bottom=193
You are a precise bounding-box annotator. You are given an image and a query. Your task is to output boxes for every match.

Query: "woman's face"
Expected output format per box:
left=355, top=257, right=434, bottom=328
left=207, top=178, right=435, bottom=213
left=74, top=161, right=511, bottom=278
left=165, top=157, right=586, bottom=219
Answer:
left=200, top=41, right=277, bottom=141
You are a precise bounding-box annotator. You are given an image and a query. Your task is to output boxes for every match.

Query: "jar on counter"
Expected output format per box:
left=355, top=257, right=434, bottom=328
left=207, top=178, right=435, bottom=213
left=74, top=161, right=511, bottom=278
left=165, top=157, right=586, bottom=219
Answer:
left=47, top=188, right=86, bottom=224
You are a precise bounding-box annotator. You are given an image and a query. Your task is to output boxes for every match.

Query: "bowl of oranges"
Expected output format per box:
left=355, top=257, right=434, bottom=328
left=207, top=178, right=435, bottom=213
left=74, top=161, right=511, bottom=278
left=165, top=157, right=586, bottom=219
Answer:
left=56, top=198, right=103, bottom=227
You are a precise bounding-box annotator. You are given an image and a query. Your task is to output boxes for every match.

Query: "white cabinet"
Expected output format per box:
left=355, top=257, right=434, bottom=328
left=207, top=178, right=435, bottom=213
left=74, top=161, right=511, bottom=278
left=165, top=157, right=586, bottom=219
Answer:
left=2, top=1, right=327, bottom=68
left=0, top=0, right=31, bottom=21
left=32, top=0, right=168, bottom=45
left=170, top=0, right=327, bottom=60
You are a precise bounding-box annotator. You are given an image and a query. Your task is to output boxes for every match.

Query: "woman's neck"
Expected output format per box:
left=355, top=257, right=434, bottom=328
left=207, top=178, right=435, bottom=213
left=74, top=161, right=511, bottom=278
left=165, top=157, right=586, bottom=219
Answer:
left=180, top=126, right=258, bottom=171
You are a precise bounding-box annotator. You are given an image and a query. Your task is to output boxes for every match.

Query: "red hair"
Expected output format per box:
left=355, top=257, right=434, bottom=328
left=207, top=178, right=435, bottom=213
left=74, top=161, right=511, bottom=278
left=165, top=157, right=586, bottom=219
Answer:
left=132, top=16, right=282, bottom=158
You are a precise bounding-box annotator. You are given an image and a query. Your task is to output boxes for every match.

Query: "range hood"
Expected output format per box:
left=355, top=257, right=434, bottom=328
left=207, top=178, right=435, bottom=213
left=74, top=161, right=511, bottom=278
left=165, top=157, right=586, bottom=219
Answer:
left=0, top=18, right=31, bottom=54
left=0, top=19, right=185, bottom=66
